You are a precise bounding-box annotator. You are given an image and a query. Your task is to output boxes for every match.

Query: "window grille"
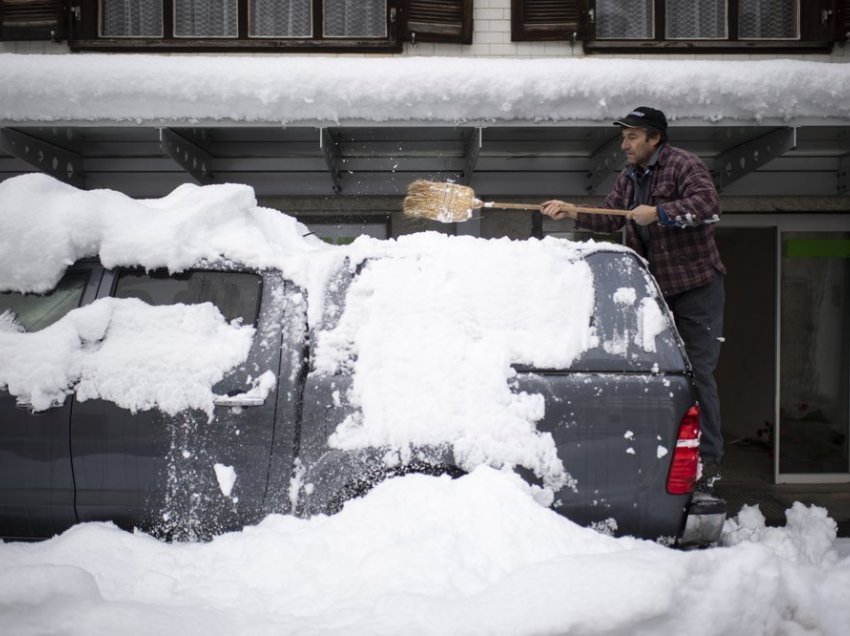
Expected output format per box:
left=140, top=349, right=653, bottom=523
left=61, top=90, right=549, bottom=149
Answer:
left=102, top=0, right=163, bottom=37
left=666, top=0, right=726, bottom=39
left=324, top=0, right=386, bottom=38
left=739, top=0, right=798, bottom=39
left=596, top=0, right=652, bottom=39
left=249, top=0, right=312, bottom=38
left=174, top=0, right=238, bottom=37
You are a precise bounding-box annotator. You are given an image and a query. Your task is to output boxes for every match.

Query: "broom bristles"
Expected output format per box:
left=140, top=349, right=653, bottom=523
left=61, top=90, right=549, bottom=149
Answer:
left=403, top=180, right=482, bottom=223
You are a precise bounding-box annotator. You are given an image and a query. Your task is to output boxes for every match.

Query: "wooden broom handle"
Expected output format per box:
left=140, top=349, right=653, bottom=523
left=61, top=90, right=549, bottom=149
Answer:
left=484, top=201, right=629, bottom=216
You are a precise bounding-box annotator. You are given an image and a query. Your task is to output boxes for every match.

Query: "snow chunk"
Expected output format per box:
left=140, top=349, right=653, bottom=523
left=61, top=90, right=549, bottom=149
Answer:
left=613, top=287, right=636, bottom=306
left=213, top=464, right=237, bottom=498
left=722, top=502, right=838, bottom=566
left=635, top=297, right=666, bottom=352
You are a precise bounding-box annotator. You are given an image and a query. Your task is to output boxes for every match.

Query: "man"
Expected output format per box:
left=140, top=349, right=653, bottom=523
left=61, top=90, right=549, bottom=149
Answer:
left=541, top=106, right=726, bottom=493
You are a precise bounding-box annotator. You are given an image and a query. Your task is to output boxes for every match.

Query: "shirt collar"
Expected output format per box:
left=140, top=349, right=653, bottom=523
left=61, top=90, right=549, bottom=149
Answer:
left=647, top=143, right=665, bottom=169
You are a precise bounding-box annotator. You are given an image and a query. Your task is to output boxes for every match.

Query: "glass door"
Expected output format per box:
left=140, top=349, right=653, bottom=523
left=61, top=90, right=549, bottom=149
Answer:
left=778, top=232, right=850, bottom=481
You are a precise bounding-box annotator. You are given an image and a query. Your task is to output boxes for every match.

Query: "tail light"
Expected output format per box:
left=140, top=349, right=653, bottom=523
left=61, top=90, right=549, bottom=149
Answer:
left=666, top=404, right=700, bottom=495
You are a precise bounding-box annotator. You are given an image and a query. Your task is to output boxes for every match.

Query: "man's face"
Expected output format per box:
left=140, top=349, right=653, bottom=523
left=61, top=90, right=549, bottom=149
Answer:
left=620, top=127, right=660, bottom=167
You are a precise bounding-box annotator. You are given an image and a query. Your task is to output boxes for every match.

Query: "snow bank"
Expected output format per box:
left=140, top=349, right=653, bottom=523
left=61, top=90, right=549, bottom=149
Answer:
left=2, top=55, right=850, bottom=125
left=0, top=468, right=848, bottom=636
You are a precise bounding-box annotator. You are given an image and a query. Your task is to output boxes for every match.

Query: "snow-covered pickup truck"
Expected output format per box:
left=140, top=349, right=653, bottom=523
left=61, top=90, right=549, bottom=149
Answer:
left=0, top=249, right=724, bottom=546
left=0, top=176, right=724, bottom=546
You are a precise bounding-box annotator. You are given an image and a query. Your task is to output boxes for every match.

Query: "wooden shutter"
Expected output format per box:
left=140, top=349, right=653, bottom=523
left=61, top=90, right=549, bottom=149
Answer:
left=512, top=0, right=581, bottom=41
left=836, top=0, right=849, bottom=40
left=799, top=0, right=842, bottom=42
left=401, top=0, right=472, bottom=44
left=0, top=0, right=65, bottom=40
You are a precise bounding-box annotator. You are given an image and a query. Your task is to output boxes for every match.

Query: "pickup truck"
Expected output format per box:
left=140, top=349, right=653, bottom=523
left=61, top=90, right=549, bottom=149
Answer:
left=1, top=244, right=725, bottom=546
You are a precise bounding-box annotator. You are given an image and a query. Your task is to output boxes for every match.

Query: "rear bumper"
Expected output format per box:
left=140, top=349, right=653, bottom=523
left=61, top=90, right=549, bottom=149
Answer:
left=678, top=492, right=727, bottom=547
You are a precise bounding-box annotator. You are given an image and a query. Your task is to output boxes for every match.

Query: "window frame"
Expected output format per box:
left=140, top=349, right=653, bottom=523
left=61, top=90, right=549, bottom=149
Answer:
left=69, top=0, right=404, bottom=52
left=579, top=0, right=841, bottom=53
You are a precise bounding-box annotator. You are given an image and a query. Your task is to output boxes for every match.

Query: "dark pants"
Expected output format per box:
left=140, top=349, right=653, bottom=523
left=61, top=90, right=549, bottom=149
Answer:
left=666, top=272, right=725, bottom=463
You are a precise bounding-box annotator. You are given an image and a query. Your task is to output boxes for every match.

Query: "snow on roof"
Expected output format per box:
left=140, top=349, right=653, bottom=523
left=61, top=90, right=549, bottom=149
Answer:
left=2, top=54, right=850, bottom=126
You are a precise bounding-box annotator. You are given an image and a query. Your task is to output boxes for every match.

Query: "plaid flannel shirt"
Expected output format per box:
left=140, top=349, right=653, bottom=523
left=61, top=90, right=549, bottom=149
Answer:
left=576, top=143, right=725, bottom=298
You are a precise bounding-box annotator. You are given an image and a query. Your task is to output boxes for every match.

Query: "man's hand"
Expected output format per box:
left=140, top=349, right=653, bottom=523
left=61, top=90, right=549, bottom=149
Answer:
left=540, top=200, right=578, bottom=220
left=626, top=205, right=658, bottom=226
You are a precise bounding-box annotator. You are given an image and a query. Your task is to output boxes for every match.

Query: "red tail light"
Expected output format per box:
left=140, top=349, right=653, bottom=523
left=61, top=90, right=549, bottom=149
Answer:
left=666, top=404, right=700, bottom=495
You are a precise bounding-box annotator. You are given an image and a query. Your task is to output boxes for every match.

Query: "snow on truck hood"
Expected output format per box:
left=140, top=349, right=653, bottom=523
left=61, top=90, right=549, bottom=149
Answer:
left=0, top=174, right=656, bottom=487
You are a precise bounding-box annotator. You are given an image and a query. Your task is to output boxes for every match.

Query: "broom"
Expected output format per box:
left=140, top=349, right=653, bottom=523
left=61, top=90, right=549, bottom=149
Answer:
left=403, top=180, right=629, bottom=223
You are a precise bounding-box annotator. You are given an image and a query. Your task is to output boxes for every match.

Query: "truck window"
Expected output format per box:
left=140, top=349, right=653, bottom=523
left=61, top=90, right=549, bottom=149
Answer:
left=113, top=270, right=263, bottom=326
left=0, top=272, right=90, bottom=332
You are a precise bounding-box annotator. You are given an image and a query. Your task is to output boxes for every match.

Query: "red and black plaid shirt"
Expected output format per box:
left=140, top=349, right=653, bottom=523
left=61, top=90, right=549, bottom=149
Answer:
left=577, top=143, right=725, bottom=298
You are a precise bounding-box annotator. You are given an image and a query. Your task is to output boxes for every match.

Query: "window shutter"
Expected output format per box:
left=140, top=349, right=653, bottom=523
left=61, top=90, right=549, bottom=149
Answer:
left=838, top=0, right=850, bottom=40
left=0, top=0, right=65, bottom=40
left=401, top=0, right=472, bottom=44
left=512, top=0, right=581, bottom=41
left=800, top=0, right=842, bottom=42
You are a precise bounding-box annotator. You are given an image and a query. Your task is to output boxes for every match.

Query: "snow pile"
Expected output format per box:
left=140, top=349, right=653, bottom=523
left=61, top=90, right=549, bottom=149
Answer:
left=315, top=234, right=597, bottom=489
left=0, top=298, right=254, bottom=415
left=2, top=55, right=850, bottom=125
left=0, top=468, right=848, bottom=636
left=723, top=502, right=839, bottom=566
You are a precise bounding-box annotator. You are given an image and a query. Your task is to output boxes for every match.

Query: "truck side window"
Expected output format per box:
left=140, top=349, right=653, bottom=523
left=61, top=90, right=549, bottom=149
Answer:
left=0, top=272, right=90, bottom=332
left=113, top=270, right=263, bottom=326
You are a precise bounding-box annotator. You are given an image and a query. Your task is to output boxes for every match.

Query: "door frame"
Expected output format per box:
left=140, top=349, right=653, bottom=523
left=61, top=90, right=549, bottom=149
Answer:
left=723, top=213, right=850, bottom=484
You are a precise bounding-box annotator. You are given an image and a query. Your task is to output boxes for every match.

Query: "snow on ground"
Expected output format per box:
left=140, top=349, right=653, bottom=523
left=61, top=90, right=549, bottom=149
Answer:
left=0, top=467, right=848, bottom=636
left=2, top=55, right=850, bottom=125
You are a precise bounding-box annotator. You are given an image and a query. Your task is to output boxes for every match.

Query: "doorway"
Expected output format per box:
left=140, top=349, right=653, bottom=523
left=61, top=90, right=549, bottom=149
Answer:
left=777, top=232, right=850, bottom=479
left=715, top=227, right=777, bottom=484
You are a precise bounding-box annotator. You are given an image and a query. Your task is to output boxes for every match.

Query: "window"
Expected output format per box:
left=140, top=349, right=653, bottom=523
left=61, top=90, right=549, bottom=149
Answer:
left=49, top=0, right=472, bottom=51
left=297, top=215, right=390, bottom=245
left=114, top=269, right=263, bottom=326
left=587, top=0, right=836, bottom=51
left=779, top=233, right=850, bottom=475
left=99, top=0, right=387, bottom=39
left=69, top=0, right=398, bottom=50
left=738, top=0, right=799, bottom=40
left=595, top=0, right=652, bottom=39
left=508, top=0, right=840, bottom=52
left=665, top=0, right=726, bottom=40
left=596, top=0, right=801, bottom=40
left=0, top=272, right=89, bottom=332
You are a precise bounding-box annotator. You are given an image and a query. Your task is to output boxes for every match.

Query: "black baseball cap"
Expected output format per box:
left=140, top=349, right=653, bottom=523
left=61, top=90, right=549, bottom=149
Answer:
left=614, top=106, right=668, bottom=132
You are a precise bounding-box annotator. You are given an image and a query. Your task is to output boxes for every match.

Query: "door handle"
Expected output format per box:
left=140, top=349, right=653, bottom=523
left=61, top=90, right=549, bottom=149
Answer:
left=213, top=371, right=276, bottom=408
left=213, top=394, right=265, bottom=408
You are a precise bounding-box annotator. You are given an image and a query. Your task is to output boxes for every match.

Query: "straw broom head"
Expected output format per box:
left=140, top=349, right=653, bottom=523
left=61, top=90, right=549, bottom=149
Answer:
left=403, top=180, right=482, bottom=223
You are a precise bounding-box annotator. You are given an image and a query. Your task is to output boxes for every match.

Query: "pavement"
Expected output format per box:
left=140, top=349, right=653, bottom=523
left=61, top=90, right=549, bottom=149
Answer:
left=715, top=443, right=850, bottom=538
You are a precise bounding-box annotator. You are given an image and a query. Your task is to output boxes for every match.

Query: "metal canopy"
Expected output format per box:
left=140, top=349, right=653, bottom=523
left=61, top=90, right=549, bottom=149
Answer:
left=2, top=124, right=850, bottom=200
